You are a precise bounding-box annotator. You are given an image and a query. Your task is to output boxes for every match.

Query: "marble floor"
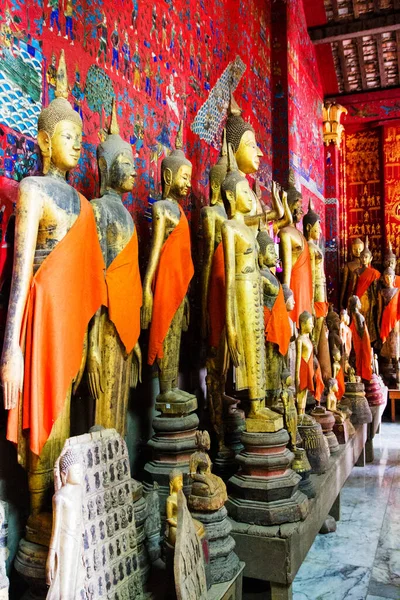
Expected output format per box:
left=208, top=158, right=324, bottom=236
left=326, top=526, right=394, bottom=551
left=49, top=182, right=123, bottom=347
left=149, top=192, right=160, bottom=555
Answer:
left=291, top=420, right=400, bottom=600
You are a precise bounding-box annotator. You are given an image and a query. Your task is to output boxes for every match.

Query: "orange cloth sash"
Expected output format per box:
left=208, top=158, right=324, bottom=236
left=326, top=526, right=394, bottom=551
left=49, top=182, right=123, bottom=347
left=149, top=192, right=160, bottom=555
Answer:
left=263, top=285, right=291, bottom=356
left=336, top=366, right=345, bottom=400
left=350, top=320, right=372, bottom=381
left=299, top=354, right=314, bottom=393
left=314, top=362, right=324, bottom=401
left=314, top=301, right=329, bottom=318
left=208, top=241, right=225, bottom=349
left=381, top=290, right=399, bottom=343
left=148, top=204, right=194, bottom=365
left=355, top=267, right=380, bottom=300
left=289, top=241, right=313, bottom=327
left=105, top=227, right=142, bottom=354
left=395, top=275, right=400, bottom=288
left=7, top=194, right=106, bottom=456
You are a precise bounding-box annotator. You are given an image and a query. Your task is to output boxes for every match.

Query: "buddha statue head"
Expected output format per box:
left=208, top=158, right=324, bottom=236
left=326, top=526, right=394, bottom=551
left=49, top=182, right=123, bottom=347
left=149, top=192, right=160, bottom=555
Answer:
left=287, top=168, right=303, bottom=224
left=37, top=50, right=82, bottom=176
left=327, top=377, right=339, bottom=396
left=382, top=266, right=395, bottom=289
left=257, top=230, right=277, bottom=269
left=209, top=129, right=228, bottom=206
left=360, top=236, right=372, bottom=268
left=169, top=469, right=183, bottom=494
left=97, top=98, right=136, bottom=196
left=303, top=200, right=321, bottom=242
left=225, top=94, right=263, bottom=175
left=332, top=344, right=341, bottom=363
left=340, top=308, right=350, bottom=326
left=351, top=237, right=364, bottom=260
left=59, top=448, right=82, bottom=486
left=282, top=283, right=295, bottom=312
left=383, top=241, right=397, bottom=271
left=161, top=121, right=192, bottom=201
left=299, top=310, right=313, bottom=335
left=348, top=295, right=361, bottom=314
left=221, top=143, right=253, bottom=218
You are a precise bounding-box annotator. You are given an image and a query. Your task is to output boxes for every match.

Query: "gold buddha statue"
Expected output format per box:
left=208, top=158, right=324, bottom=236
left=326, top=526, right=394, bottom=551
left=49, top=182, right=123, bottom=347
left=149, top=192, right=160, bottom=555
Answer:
left=0, top=51, right=105, bottom=519
left=166, top=469, right=205, bottom=547
left=142, top=122, right=194, bottom=404
left=46, top=448, right=85, bottom=600
left=221, top=144, right=282, bottom=432
left=188, top=431, right=227, bottom=512
left=201, top=130, right=229, bottom=454
left=295, top=311, right=315, bottom=416
left=340, top=237, right=364, bottom=309
left=351, top=237, right=380, bottom=345
left=225, top=94, right=284, bottom=229
left=280, top=369, right=298, bottom=451
left=88, top=100, right=142, bottom=437
left=279, top=170, right=313, bottom=328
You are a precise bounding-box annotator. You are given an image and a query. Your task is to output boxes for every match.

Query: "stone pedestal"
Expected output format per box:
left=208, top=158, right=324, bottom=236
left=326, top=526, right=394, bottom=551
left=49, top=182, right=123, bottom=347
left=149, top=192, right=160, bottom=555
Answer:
left=214, top=396, right=245, bottom=480
left=190, top=506, right=240, bottom=585
left=226, top=429, right=308, bottom=526
left=365, top=374, right=387, bottom=406
left=340, top=381, right=372, bottom=425
left=14, top=539, right=48, bottom=600
left=144, top=396, right=199, bottom=514
left=297, top=415, right=330, bottom=474
left=333, top=418, right=355, bottom=444
left=311, top=406, right=340, bottom=454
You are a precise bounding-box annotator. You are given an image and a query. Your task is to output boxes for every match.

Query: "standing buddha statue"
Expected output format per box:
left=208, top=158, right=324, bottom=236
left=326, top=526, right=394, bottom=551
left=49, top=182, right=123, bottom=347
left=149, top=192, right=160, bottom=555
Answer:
left=257, top=230, right=291, bottom=407
left=141, top=122, right=194, bottom=403
left=201, top=130, right=229, bottom=454
left=0, top=51, right=106, bottom=519
left=295, top=311, right=316, bottom=416
left=377, top=267, right=400, bottom=382
left=351, top=237, right=380, bottom=345
left=383, top=241, right=400, bottom=286
left=348, top=295, right=372, bottom=382
left=339, top=237, right=364, bottom=309
left=221, top=145, right=282, bottom=431
left=87, top=100, right=142, bottom=437
left=279, top=170, right=313, bottom=327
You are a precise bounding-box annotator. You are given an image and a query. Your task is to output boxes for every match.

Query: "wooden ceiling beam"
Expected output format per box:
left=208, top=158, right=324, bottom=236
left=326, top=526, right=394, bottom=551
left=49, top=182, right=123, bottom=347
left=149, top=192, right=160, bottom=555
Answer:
left=309, top=10, right=400, bottom=44
left=338, top=40, right=351, bottom=93
left=376, top=34, right=387, bottom=87
left=356, top=37, right=368, bottom=89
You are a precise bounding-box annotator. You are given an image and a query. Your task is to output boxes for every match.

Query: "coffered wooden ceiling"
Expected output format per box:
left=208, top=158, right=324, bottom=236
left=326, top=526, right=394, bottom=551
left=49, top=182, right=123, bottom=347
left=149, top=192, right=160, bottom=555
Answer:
left=308, top=0, right=400, bottom=94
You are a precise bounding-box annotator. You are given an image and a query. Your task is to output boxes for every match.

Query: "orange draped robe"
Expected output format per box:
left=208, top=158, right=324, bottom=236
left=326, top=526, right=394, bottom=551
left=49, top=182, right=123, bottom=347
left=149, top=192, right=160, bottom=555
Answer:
left=350, top=320, right=372, bottom=381
left=336, top=366, right=345, bottom=400
left=208, top=241, right=225, bottom=349
left=355, top=267, right=380, bottom=300
left=395, top=275, right=400, bottom=288
left=263, top=285, right=291, bottom=356
left=314, top=362, right=324, bottom=402
left=105, top=227, right=142, bottom=354
left=314, top=301, right=329, bottom=319
left=381, top=290, right=399, bottom=344
left=289, top=241, right=313, bottom=327
left=148, top=204, right=194, bottom=365
left=299, top=354, right=314, bottom=393
left=7, top=194, right=106, bottom=456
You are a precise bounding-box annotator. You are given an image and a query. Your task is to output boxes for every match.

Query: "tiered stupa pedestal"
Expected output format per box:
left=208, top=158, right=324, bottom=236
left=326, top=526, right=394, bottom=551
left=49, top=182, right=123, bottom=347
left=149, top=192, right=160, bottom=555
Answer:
left=340, top=380, right=372, bottom=425
left=226, top=424, right=308, bottom=526
left=143, top=394, right=199, bottom=514
left=297, top=414, right=330, bottom=474
left=311, top=406, right=340, bottom=454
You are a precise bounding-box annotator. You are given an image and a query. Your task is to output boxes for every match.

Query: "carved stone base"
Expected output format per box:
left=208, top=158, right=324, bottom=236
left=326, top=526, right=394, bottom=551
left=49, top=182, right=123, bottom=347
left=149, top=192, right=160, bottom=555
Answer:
left=144, top=406, right=199, bottom=515
left=132, top=480, right=151, bottom=584
left=190, top=507, right=240, bottom=585
left=298, top=415, right=330, bottom=475
left=14, top=539, right=48, bottom=600
left=333, top=419, right=354, bottom=444
left=364, top=374, right=387, bottom=406
left=325, top=430, right=340, bottom=453
left=226, top=428, right=308, bottom=526
left=340, top=382, right=372, bottom=425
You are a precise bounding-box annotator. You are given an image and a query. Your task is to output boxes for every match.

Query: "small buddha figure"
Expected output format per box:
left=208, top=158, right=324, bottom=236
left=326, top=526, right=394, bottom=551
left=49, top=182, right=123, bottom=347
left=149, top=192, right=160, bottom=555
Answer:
left=166, top=470, right=204, bottom=547
left=201, top=130, right=229, bottom=454
left=221, top=145, right=282, bottom=429
left=258, top=230, right=291, bottom=407
left=383, top=241, right=400, bottom=287
left=188, top=431, right=227, bottom=512
left=325, top=378, right=346, bottom=424
left=225, top=94, right=284, bottom=228
left=295, top=311, right=315, bottom=416
left=351, top=237, right=380, bottom=345
left=283, top=284, right=297, bottom=379
left=348, top=295, right=372, bottom=382
left=46, top=448, right=85, bottom=600
left=0, top=51, right=105, bottom=517
left=340, top=237, right=364, bottom=309
left=303, top=201, right=328, bottom=347
left=279, top=170, right=313, bottom=327
left=88, top=100, right=142, bottom=437
left=141, top=122, right=194, bottom=403
left=377, top=267, right=400, bottom=379
left=280, top=369, right=298, bottom=450
left=332, top=345, right=345, bottom=401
